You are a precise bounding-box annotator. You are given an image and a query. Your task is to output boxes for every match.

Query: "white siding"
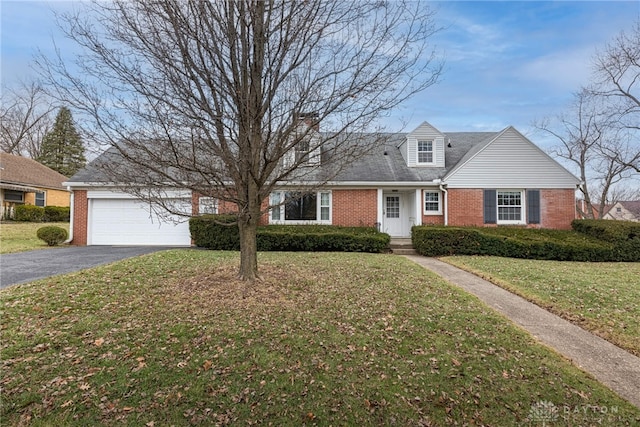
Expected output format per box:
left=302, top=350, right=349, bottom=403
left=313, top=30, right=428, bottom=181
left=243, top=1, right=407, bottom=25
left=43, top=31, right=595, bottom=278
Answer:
left=444, top=127, right=580, bottom=189
left=434, top=136, right=445, bottom=167
left=405, top=122, right=444, bottom=167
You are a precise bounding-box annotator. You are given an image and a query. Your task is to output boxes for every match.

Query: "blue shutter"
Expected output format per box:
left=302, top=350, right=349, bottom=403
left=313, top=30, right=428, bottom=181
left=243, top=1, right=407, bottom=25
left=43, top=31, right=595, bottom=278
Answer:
left=527, top=189, right=540, bottom=224
left=484, top=189, right=496, bottom=224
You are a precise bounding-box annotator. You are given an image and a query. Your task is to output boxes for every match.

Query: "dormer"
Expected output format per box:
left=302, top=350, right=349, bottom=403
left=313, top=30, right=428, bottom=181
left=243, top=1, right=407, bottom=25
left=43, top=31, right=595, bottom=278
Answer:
left=398, top=121, right=445, bottom=167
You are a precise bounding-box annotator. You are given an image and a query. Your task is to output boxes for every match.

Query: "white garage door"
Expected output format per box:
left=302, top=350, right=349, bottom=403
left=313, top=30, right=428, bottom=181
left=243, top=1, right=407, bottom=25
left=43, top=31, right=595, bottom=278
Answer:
left=89, top=198, right=191, bottom=246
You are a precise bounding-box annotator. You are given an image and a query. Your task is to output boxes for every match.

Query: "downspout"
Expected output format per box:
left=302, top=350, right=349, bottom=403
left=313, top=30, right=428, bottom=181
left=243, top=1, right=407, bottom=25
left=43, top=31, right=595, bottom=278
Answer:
left=65, top=187, right=74, bottom=244
left=440, top=183, right=448, bottom=226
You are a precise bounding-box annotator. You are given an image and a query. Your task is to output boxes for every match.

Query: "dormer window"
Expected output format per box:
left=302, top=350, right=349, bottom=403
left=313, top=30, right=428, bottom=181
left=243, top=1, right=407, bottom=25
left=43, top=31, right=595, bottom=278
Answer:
left=417, top=140, right=434, bottom=164
left=295, top=139, right=310, bottom=163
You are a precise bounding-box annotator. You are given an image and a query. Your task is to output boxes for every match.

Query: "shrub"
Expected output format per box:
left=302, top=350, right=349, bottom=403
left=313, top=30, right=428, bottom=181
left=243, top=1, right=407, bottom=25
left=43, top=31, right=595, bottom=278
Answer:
left=44, top=206, right=70, bottom=222
left=258, top=225, right=389, bottom=253
left=14, top=205, right=45, bottom=222
left=572, top=219, right=640, bottom=262
left=189, top=217, right=390, bottom=253
left=411, top=225, right=620, bottom=262
left=36, top=226, right=68, bottom=246
left=189, top=214, right=240, bottom=250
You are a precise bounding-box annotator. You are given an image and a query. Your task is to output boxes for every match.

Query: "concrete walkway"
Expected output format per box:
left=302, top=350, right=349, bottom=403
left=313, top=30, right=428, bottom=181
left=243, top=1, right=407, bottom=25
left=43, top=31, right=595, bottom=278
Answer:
left=405, top=255, right=640, bottom=409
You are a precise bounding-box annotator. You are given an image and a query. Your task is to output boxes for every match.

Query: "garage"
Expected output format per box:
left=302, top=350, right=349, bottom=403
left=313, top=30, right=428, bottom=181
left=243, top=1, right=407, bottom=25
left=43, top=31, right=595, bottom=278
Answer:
left=87, top=192, right=192, bottom=246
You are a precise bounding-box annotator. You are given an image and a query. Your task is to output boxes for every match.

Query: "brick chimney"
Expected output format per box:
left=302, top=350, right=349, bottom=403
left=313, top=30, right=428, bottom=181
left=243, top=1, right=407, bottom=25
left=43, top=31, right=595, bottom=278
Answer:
left=295, top=111, right=319, bottom=131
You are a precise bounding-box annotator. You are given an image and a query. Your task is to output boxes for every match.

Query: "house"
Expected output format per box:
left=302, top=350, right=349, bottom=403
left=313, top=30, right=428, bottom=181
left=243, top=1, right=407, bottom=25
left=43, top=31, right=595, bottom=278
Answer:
left=602, top=201, right=640, bottom=222
left=65, top=121, right=580, bottom=246
left=0, top=152, right=71, bottom=219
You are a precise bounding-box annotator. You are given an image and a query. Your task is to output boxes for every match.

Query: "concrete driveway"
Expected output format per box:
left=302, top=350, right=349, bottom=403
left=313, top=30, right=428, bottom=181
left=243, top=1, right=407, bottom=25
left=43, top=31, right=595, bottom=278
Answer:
left=0, top=246, right=174, bottom=289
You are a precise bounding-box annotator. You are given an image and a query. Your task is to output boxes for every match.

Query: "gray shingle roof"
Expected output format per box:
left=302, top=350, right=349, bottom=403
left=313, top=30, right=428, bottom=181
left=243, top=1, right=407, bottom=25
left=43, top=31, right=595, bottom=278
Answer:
left=67, top=131, right=498, bottom=185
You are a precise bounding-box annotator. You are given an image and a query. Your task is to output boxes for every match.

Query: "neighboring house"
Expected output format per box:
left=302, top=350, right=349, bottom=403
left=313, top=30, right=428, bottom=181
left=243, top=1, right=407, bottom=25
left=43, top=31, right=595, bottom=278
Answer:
left=0, top=152, right=70, bottom=220
left=65, top=121, right=580, bottom=246
left=602, top=201, right=640, bottom=222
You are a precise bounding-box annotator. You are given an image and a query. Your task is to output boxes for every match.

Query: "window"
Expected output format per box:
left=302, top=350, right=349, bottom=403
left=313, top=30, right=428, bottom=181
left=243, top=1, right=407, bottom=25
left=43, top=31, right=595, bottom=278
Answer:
left=4, top=190, right=24, bottom=202
left=497, top=191, right=523, bottom=223
left=417, top=140, right=433, bottom=164
left=35, top=191, right=46, bottom=207
left=198, top=197, right=218, bottom=214
left=424, top=191, right=440, bottom=214
left=270, top=191, right=331, bottom=223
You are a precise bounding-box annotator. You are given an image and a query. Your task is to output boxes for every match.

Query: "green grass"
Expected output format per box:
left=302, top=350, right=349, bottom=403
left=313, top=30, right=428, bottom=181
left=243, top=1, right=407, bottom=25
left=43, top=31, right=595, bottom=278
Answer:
left=0, top=221, right=70, bottom=253
left=2, top=251, right=638, bottom=425
left=442, top=256, right=640, bottom=357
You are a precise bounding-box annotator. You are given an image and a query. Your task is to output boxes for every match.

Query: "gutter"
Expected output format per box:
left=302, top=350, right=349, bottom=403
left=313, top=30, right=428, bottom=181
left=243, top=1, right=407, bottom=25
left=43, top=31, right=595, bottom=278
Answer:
left=435, top=180, right=448, bottom=226
left=65, top=187, right=74, bottom=244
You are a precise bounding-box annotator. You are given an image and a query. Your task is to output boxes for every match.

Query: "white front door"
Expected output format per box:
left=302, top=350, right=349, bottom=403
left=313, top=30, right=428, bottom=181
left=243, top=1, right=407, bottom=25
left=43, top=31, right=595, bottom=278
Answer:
left=384, top=194, right=404, bottom=237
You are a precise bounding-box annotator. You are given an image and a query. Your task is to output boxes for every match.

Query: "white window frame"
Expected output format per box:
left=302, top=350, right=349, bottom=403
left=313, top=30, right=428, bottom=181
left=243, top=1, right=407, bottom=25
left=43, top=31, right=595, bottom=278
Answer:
left=423, top=190, right=441, bottom=215
left=269, top=190, right=332, bottom=224
left=198, top=197, right=218, bottom=215
left=417, top=140, right=434, bottom=165
left=497, top=190, right=525, bottom=225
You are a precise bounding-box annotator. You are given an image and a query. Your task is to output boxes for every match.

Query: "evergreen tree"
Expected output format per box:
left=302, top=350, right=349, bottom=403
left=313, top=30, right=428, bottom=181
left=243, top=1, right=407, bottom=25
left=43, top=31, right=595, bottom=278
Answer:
left=37, top=107, right=85, bottom=176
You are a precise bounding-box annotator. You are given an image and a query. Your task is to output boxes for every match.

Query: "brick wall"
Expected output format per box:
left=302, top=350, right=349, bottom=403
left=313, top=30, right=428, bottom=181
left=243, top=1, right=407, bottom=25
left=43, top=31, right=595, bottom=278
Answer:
left=447, top=188, right=576, bottom=229
left=23, top=189, right=70, bottom=207
left=448, top=189, right=485, bottom=227
left=540, top=189, right=576, bottom=230
left=332, top=189, right=378, bottom=227
left=72, top=190, right=88, bottom=245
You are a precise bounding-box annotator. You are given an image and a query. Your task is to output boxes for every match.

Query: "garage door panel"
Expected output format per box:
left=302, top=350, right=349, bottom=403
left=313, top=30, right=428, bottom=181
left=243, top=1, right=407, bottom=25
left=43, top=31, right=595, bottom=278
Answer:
left=90, top=198, right=191, bottom=246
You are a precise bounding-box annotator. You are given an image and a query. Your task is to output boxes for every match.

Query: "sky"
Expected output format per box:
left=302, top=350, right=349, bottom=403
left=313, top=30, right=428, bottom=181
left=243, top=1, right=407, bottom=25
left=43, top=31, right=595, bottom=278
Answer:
left=1, top=0, right=640, bottom=152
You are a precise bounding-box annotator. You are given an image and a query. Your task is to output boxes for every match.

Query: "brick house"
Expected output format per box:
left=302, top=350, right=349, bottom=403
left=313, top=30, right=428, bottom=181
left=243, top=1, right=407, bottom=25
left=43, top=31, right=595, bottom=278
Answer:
left=65, top=121, right=580, bottom=246
left=0, top=152, right=70, bottom=220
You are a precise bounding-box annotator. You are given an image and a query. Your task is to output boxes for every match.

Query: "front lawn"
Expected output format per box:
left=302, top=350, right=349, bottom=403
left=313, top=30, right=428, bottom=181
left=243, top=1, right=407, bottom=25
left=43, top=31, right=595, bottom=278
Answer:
left=442, top=256, right=640, bottom=357
left=2, top=251, right=638, bottom=425
left=0, top=221, right=70, bottom=254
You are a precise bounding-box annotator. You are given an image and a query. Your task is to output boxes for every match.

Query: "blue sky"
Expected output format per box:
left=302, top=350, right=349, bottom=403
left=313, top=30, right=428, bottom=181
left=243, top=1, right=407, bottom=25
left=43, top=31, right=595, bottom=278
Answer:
left=1, top=1, right=639, bottom=150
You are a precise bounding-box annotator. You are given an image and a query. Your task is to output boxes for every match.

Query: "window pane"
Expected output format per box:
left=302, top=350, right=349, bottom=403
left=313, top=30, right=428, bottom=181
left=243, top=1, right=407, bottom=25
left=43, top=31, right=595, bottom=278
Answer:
left=320, top=192, right=330, bottom=221
left=35, top=191, right=45, bottom=207
left=199, top=197, right=217, bottom=214
left=386, top=196, right=400, bottom=218
left=285, top=192, right=317, bottom=220
left=4, top=190, right=23, bottom=202
left=418, top=140, right=433, bottom=163
left=270, top=193, right=281, bottom=220
left=321, top=207, right=330, bottom=221
left=424, top=191, right=439, bottom=211
left=497, top=191, right=522, bottom=221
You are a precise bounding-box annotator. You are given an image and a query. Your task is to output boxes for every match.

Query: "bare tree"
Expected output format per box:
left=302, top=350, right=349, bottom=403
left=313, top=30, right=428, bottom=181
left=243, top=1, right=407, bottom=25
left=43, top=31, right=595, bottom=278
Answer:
left=592, top=19, right=640, bottom=172
left=0, top=81, right=54, bottom=158
left=38, top=0, right=442, bottom=281
left=535, top=89, right=636, bottom=218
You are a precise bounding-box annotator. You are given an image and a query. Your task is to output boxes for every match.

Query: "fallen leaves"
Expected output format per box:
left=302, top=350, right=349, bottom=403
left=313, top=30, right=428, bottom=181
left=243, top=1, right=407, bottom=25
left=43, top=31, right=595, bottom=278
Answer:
left=2, top=251, right=638, bottom=426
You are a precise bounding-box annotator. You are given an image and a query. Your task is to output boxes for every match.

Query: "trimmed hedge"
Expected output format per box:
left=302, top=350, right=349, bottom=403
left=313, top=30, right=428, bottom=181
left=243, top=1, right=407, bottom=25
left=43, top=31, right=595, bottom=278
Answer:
left=14, top=205, right=45, bottom=222
left=44, top=206, right=70, bottom=222
left=572, top=219, right=640, bottom=262
left=189, top=214, right=240, bottom=250
left=36, top=226, right=68, bottom=246
left=411, top=225, right=632, bottom=262
left=13, top=205, right=70, bottom=222
left=189, top=215, right=390, bottom=253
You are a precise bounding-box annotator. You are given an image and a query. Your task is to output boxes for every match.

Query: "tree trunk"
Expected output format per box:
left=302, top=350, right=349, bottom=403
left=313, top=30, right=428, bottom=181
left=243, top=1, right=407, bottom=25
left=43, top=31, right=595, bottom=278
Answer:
left=237, top=205, right=260, bottom=283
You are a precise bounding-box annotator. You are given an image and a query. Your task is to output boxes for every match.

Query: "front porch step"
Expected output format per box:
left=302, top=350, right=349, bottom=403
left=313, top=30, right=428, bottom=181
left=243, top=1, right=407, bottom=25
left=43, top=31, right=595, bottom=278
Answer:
left=389, top=238, right=417, bottom=255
